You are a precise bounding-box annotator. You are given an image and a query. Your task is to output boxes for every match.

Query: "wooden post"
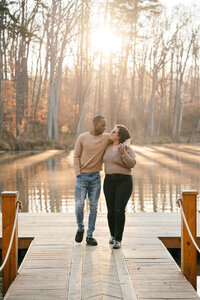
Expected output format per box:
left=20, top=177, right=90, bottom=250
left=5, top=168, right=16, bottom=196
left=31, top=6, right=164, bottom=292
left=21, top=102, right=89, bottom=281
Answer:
left=1, top=191, right=19, bottom=296
left=181, top=190, right=198, bottom=290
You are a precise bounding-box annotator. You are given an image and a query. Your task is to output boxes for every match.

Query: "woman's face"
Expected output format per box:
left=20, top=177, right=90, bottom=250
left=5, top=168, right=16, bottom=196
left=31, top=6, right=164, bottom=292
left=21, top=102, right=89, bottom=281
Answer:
left=110, top=127, right=119, bottom=143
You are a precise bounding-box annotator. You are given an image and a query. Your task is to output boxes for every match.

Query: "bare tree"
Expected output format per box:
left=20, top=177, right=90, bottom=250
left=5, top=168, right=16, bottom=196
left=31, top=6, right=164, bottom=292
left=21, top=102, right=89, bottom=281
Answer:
left=0, top=0, right=5, bottom=129
left=47, top=0, right=79, bottom=140
left=172, top=30, right=197, bottom=140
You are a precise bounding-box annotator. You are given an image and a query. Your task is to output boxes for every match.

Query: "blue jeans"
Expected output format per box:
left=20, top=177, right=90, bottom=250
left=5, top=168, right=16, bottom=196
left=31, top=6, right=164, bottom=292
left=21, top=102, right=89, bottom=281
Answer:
left=75, top=172, right=101, bottom=238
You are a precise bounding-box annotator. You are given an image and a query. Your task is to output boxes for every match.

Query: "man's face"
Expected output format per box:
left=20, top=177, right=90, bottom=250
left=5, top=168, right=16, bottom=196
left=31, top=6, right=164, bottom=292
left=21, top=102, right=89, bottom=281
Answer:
left=94, top=119, right=106, bottom=134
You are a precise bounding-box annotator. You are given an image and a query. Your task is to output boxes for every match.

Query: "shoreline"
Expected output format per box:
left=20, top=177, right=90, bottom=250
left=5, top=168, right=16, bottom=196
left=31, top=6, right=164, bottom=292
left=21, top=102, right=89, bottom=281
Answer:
left=0, top=135, right=199, bottom=151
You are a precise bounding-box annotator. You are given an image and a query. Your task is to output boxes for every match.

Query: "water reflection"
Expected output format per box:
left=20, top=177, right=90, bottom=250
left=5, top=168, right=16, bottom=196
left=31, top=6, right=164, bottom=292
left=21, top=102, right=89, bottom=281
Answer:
left=0, top=145, right=199, bottom=213
left=129, top=145, right=200, bottom=212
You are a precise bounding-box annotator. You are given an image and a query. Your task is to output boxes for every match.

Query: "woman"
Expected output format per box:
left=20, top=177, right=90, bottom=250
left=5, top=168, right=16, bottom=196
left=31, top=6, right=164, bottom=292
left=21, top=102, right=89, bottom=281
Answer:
left=103, top=125, right=136, bottom=249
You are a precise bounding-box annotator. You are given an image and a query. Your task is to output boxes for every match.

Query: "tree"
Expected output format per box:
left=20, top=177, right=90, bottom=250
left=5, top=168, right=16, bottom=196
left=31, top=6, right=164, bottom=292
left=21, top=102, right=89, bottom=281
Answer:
left=111, top=0, right=162, bottom=129
left=172, top=28, right=197, bottom=140
left=46, top=0, right=80, bottom=140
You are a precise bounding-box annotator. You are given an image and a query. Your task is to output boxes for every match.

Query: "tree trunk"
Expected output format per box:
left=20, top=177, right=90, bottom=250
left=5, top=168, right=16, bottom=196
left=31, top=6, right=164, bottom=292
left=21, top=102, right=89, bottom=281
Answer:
left=0, top=0, right=5, bottom=129
left=150, top=69, right=157, bottom=137
left=76, top=95, right=88, bottom=136
left=47, top=52, right=56, bottom=140
left=98, top=0, right=108, bottom=116
left=98, top=62, right=103, bottom=115
left=53, top=35, right=68, bottom=140
left=47, top=1, right=56, bottom=140
left=172, top=84, right=181, bottom=140
left=15, top=0, right=29, bottom=137
left=169, top=51, right=174, bottom=133
left=157, top=63, right=166, bottom=137
left=108, top=52, right=115, bottom=128
left=172, top=34, right=194, bottom=140
left=178, top=97, right=184, bottom=137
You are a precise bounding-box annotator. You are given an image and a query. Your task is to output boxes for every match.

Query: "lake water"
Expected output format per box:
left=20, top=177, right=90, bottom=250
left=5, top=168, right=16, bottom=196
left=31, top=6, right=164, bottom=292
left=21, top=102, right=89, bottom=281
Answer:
left=0, top=144, right=199, bottom=213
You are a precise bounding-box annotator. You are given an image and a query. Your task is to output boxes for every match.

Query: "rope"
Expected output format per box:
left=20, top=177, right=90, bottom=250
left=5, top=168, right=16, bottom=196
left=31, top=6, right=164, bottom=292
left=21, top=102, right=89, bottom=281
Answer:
left=0, top=202, right=20, bottom=272
left=177, top=199, right=200, bottom=254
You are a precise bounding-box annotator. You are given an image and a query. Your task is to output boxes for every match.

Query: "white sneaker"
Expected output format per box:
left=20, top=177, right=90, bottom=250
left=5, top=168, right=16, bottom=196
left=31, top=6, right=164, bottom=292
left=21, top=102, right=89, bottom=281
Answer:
left=109, top=236, right=115, bottom=244
left=113, top=241, right=121, bottom=249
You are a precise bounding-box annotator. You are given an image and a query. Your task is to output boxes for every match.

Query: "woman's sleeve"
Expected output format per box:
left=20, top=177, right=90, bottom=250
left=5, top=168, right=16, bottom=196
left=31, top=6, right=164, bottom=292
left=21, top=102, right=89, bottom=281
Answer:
left=121, top=147, right=136, bottom=168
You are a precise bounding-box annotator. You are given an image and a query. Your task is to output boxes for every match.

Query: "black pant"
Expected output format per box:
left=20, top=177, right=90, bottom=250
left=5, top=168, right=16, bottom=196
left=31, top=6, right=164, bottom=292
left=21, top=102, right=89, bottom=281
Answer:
left=103, top=174, right=133, bottom=242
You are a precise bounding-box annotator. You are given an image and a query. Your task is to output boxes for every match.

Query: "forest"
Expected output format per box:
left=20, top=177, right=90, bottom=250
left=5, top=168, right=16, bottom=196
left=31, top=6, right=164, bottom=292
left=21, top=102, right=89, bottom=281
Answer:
left=0, top=0, right=199, bottom=150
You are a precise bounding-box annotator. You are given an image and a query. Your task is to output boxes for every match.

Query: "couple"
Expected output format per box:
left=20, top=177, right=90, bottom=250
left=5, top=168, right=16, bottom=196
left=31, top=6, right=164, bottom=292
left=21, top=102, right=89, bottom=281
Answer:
left=73, top=115, right=136, bottom=249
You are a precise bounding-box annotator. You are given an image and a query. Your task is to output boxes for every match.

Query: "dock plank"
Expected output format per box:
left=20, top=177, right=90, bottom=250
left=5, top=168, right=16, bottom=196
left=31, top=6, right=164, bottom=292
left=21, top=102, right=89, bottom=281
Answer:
left=1, top=212, right=200, bottom=299
left=113, top=248, right=136, bottom=299
left=68, top=244, right=82, bottom=300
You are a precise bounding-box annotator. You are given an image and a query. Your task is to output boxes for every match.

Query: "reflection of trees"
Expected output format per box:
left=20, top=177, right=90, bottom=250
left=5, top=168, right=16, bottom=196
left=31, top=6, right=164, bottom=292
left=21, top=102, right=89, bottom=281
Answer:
left=151, top=159, right=157, bottom=212
left=0, top=152, right=72, bottom=213
left=133, top=145, right=200, bottom=212
left=132, top=177, right=144, bottom=212
left=27, top=157, right=61, bottom=212
left=16, top=168, right=29, bottom=212
left=46, top=157, right=62, bottom=212
left=138, top=178, right=144, bottom=212
left=169, top=183, right=173, bottom=212
left=0, top=147, right=199, bottom=213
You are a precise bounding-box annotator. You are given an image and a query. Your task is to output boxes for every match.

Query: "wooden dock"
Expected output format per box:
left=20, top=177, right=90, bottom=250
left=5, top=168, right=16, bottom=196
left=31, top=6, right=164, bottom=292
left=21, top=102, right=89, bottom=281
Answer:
left=1, top=212, right=200, bottom=299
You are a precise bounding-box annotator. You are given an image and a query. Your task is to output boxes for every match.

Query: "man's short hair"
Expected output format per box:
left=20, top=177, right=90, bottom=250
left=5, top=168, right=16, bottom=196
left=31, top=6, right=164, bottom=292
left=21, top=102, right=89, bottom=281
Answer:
left=93, top=115, right=105, bottom=123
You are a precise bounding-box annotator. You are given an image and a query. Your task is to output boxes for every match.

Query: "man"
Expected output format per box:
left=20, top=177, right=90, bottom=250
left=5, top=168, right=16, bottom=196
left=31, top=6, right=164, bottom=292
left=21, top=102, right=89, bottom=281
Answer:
left=73, top=116, right=110, bottom=246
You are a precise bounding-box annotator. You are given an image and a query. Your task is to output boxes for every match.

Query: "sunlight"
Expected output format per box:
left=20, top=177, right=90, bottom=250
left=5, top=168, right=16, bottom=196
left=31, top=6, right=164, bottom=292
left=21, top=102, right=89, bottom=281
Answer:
left=91, top=27, right=121, bottom=56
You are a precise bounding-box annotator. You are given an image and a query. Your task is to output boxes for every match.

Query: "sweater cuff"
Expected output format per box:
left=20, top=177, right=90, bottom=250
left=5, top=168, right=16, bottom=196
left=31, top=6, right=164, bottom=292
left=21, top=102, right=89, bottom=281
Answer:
left=75, top=171, right=81, bottom=177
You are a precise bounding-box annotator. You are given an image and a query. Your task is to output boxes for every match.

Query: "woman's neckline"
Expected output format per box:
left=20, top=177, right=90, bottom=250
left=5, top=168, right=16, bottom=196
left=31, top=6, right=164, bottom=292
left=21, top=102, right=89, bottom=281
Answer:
left=111, top=144, right=119, bottom=151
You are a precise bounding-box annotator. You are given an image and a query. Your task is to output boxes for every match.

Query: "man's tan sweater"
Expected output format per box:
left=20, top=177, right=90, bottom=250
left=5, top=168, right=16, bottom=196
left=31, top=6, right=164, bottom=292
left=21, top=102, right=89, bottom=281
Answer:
left=73, top=131, right=110, bottom=176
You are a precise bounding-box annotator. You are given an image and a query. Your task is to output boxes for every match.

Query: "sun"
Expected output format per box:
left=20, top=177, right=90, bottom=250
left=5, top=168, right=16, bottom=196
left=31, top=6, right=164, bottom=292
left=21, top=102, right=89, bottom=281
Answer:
left=91, top=26, right=121, bottom=56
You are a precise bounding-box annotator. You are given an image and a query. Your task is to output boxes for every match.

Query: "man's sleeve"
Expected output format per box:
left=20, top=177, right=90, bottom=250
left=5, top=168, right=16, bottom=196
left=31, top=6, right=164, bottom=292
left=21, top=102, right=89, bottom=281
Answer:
left=104, top=133, right=112, bottom=144
left=73, top=135, right=83, bottom=176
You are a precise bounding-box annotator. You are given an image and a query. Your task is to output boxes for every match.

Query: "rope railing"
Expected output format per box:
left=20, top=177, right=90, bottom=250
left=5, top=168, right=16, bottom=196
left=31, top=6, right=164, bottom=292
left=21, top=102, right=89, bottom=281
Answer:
left=177, top=198, right=200, bottom=253
left=0, top=201, right=20, bottom=272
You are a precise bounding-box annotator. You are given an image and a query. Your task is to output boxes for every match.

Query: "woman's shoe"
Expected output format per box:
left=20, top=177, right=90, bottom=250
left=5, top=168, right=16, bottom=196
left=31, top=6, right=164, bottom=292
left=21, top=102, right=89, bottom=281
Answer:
left=109, top=236, right=115, bottom=244
left=113, top=241, right=121, bottom=249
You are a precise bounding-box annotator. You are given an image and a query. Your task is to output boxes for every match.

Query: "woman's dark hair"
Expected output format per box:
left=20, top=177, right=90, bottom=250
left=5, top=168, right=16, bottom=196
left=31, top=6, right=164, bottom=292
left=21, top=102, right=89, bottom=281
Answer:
left=116, top=125, right=131, bottom=143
